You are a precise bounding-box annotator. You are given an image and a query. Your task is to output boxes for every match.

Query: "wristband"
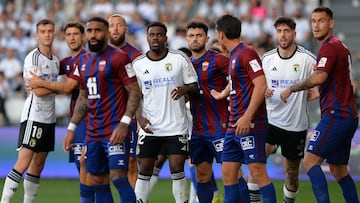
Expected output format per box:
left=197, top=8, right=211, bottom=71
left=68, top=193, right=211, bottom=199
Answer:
left=120, top=115, right=131, bottom=125
left=67, top=122, right=77, bottom=131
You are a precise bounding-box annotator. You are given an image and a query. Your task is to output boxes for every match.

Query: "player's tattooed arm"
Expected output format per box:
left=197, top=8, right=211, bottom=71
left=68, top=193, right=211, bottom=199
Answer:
left=123, top=81, right=141, bottom=119
left=70, top=89, right=88, bottom=125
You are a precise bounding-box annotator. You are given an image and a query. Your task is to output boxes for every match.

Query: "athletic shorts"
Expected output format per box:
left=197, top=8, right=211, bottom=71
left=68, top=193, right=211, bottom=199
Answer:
left=86, top=138, right=130, bottom=174
left=136, top=134, right=189, bottom=158
left=129, top=120, right=138, bottom=157
left=267, top=124, right=306, bottom=160
left=190, top=132, right=225, bottom=164
left=221, top=129, right=267, bottom=164
left=17, top=120, right=55, bottom=152
left=69, top=118, right=86, bottom=164
left=307, top=115, right=358, bottom=165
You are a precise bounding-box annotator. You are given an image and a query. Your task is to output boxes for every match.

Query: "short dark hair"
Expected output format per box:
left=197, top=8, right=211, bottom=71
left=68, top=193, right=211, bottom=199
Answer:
left=215, top=14, right=241, bottom=39
left=63, top=22, right=85, bottom=34
left=36, top=19, right=55, bottom=31
left=87, top=16, right=109, bottom=29
left=146, top=21, right=167, bottom=35
left=274, top=16, right=296, bottom=30
left=186, top=21, right=208, bottom=34
left=312, top=6, right=333, bottom=19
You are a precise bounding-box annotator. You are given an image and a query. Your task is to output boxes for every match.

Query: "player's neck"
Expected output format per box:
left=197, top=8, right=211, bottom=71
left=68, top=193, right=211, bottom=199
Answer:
left=38, top=45, right=52, bottom=59
left=191, top=48, right=206, bottom=59
left=71, top=49, right=82, bottom=58
left=278, top=44, right=296, bottom=58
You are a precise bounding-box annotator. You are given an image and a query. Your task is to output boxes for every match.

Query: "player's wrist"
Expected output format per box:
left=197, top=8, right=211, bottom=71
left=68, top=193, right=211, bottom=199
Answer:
left=120, top=115, right=131, bottom=125
left=67, top=122, right=77, bottom=131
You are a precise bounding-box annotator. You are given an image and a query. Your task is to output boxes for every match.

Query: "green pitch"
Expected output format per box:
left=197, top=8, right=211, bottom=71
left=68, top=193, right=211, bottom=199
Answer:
left=0, top=178, right=359, bottom=202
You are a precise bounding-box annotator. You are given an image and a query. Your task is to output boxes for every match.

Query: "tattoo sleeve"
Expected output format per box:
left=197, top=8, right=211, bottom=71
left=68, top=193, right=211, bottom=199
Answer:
left=70, top=89, right=87, bottom=124
left=124, top=82, right=141, bottom=118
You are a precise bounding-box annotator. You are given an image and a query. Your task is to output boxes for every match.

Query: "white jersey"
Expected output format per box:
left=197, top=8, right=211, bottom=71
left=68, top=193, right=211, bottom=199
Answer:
left=21, top=48, right=60, bottom=124
left=132, top=49, right=198, bottom=136
left=262, top=46, right=316, bottom=131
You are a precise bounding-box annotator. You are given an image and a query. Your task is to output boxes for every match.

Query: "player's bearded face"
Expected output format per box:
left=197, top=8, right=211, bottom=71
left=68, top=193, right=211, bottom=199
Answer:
left=110, top=33, right=125, bottom=47
left=88, top=37, right=106, bottom=52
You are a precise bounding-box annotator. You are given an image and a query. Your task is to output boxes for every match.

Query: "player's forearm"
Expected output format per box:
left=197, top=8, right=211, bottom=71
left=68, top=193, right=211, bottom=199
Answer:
left=31, top=87, right=56, bottom=96
left=184, top=82, right=199, bottom=96
left=70, top=90, right=87, bottom=124
left=124, top=82, right=141, bottom=118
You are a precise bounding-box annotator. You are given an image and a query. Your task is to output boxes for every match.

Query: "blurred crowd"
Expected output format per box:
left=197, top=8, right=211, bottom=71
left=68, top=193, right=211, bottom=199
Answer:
left=0, top=0, right=320, bottom=126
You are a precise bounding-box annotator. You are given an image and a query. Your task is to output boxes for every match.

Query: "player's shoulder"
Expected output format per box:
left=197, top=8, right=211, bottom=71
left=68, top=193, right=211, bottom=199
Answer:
left=261, top=48, right=277, bottom=60
left=295, top=45, right=316, bottom=60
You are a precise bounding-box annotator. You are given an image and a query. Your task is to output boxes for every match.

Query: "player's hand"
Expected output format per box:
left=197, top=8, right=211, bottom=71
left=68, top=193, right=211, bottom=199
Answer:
left=280, top=87, right=291, bottom=103
left=171, top=86, right=186, bottom=100
left=232, top=115, right=251, bottom=136
left=137, top=116, right=153, bottom=134
left=110, top=123, right=128, bottom=145
left=210, top=89, right=226, bottom=100
left=264, top=88, right=274, bottom=99
left=27, top=71, right=43, bottom=88
left=63, top=130, right=75, bottom=152
left=307, top=87, right=319, bottom=101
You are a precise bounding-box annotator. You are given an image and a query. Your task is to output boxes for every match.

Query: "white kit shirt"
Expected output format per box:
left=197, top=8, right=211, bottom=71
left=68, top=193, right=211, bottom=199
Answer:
left=262, top=46, right=316, bottom=131
left=132, top=49, right=198, bottom=136
left=21, top=48, right=60, bottom=124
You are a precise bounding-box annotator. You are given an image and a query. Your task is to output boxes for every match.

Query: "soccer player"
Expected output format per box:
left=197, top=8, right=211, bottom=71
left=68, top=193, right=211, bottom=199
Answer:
left=132, top=21, right=199, bottom=203
left=185, top=21, right=229, bottom=203
left=108, top=13, right=142, bottom=188
left=63, top=17, right=141, bottom=203
left=247, top=16, right=317, bottom=203
left=0, top=19, right=60, bottom=203
left=280, top=7, right=359, bottom=203
left=25, top=22, right=94, bottom=203
left=215, top=14, right=277, bottom=203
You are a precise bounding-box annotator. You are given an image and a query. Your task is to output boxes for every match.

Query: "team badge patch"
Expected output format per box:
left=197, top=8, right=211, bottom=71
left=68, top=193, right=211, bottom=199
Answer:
left=293, top=64, right=300, bottom=72
left=318, top=57, right=327, bottom=67
left=202, top=61, right=209, bottom=71
left=249, top=59, right=261, bottom=72
left=99, top=60, right=106, bottom=71
left=125, top=63, right=136, bottom=77
left=231, top=59, right=236, bottom=69
left=165, top=63, right=172, bottom=71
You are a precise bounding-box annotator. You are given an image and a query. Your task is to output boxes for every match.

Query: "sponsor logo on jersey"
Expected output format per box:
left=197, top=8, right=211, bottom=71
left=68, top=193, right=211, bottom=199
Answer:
left=202, top=61, right=209, bottom=71
left=144, top=80, right=152, bottom=89
left=271, top=79, right=279, bottom=88
left=66, top=65, right=71, bottom=71
left=188, top=68, right=196, bottom=77
left=310, top=130, right=320, bottom=141
left=271, top=66, right=277, bottom=71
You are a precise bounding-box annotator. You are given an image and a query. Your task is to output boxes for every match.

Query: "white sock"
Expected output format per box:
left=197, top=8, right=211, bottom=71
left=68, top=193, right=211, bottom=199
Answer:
left=171, top=172, right=188, bottom=203
left=135, top=174, right=151, bottom=203
left=1, top=169, right=22, bottom=203
left=189, top=181, right=197, bottom=203
left=23, top=173, right=40, bottom=203
left=283, top=184, right=298, bottom=200
left=248, top=183, right=261, bottom=203
left=149, top=167, right=161, bottom=194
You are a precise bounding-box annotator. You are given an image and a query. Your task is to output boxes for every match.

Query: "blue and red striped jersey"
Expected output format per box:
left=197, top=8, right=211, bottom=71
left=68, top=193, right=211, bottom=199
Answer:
left=228, top=43, right=268, bottom=132
left=315, top=36, right=358, bottom=118
left=70, top=45, right=137, bottom=141
left=190, top=49, right=229, bottom=135
left=120, top=42, right=142, bottom=62
left=60, top=49, right=87, bottom=117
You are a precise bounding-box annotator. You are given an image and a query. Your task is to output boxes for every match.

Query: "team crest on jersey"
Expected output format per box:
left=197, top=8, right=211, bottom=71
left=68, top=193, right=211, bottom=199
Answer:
left=293, top=64, right=300, bottom=72
left=81, top=64, right=86, bottom=71
left=165, top=63, right=172, bottom=72
left=125, top=63, right=136, bottom=77
left=202, top=61, right=209, bottom=71
left=99, top=60, right=106, bottom=71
